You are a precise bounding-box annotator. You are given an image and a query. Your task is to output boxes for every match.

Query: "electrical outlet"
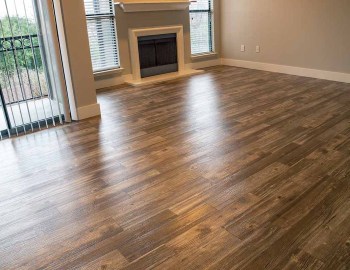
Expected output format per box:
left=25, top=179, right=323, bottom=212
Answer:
left=256, top=46, right=260, bottom=53
left=240, top=45, right=245, bottom=52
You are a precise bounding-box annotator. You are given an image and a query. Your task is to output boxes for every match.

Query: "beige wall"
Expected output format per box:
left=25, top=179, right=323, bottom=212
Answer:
left=57, top=0, right=99, bottom=111
left=221, top=0, right=350, bottom=73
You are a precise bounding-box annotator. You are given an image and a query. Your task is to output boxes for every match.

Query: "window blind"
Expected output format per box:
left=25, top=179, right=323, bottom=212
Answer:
left=189, top=0, right=213, bottom=55
left=84, top=0, right=120, bottom=72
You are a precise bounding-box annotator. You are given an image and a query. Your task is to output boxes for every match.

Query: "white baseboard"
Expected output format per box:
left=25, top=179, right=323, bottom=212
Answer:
left=76, top=103, right=101, bottom=120
left=221, top=59, right=350, bottom=84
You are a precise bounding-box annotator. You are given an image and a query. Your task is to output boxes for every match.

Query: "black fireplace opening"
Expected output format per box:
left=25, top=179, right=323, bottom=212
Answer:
left=138, top=33, right=178, bottom=78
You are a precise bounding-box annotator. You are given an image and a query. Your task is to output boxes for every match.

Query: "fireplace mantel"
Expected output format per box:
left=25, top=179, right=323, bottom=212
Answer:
left=115, top=0, right=193, bottom=12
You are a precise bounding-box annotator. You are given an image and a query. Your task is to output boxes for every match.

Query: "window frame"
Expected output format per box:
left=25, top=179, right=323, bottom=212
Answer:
left=84, top=0, right=120, bottom=73
left=189, top=0, right=215, bottom=56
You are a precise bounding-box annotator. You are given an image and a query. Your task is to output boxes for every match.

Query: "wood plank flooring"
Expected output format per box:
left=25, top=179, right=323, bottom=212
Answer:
left=0, top=66, right=349, bottom=269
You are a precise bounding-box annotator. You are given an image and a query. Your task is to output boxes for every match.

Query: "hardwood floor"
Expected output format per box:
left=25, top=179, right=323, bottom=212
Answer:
left=0, top=66, right=349, bottom=269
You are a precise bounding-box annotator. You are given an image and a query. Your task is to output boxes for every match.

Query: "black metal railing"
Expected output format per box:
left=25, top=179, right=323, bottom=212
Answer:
left=0, top=34, right=48, bottom=105
left=0, top=34, right=39, bottom=52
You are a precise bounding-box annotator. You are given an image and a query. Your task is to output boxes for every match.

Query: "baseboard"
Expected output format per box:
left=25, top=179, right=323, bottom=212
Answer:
left=221, top=59, right=350, bottom=84
left=76, top=103, right=101, bottom=120
left=186, top=58, right=222, bottom=70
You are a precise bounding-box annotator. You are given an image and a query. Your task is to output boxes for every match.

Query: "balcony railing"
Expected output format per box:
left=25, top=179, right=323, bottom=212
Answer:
left=0, top=34, right=48, bottom=105
left=0, top=34, right=39, bottom=52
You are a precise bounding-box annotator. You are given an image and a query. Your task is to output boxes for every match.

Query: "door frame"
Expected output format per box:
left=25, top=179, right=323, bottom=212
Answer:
left=35, top=0, right=72, bottom=122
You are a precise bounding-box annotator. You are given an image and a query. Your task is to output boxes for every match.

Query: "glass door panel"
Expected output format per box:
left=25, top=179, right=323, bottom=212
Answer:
left=0, top=0, right=68, bottom=138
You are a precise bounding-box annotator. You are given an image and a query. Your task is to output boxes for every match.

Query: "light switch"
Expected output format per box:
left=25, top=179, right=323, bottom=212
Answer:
left=241, top=45, right=245, bottom=52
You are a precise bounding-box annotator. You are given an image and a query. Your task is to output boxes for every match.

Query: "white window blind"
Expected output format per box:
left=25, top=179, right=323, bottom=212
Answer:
left=189, top=0, right=214, bottom=55
left=84, top=0, right=120, bottom=72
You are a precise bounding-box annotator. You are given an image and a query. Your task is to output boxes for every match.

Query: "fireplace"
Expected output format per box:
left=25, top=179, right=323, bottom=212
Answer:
left=126, top=25, right=202, bottom=86
left=138, top=34, right=178, bottom=78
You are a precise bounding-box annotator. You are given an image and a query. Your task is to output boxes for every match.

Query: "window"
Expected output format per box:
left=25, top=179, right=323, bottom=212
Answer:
left=84, top=0, right=120, bottom=72
left=189, top=0, right=214, bottom=55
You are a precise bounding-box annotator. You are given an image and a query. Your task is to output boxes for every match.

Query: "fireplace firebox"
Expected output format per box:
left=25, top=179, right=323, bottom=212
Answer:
left=138, top=33, right=178, bottom=78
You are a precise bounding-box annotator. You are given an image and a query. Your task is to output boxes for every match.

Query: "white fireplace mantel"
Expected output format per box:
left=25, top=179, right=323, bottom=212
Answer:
left=115, top=0, right=193, bottom=12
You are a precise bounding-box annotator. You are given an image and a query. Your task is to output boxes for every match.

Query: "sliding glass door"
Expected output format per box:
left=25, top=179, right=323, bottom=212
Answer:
left=0, top=0, right=70, bottom=139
